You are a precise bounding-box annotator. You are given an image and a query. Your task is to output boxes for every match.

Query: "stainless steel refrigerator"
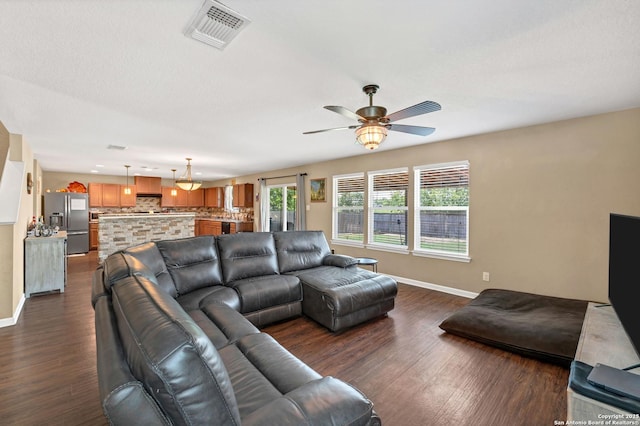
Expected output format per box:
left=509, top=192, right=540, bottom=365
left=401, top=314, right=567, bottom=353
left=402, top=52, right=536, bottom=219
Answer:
left=43, top=192, right=90, bottom=254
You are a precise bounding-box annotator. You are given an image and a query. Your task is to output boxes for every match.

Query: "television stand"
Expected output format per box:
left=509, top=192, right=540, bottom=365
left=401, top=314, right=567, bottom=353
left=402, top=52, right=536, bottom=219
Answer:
left=567, top=302, right=640, bottom=420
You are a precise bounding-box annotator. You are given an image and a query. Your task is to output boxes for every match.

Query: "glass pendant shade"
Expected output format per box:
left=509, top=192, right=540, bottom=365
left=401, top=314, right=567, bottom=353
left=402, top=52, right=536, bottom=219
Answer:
left=124, top=165, right=132, bottom=195
left=171, top=169, right=178, bottom=196
left=355, top=125, right=387, bottom=150
left=175, top=158, right=202, bottom=191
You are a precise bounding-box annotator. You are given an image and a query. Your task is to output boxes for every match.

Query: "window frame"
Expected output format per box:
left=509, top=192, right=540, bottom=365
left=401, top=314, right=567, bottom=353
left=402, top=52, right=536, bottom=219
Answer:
left=332, top=172, right=365, bottom=247
left=367, top=167, right=410, bottom=253
left=413, top=161, right=470, bottom=262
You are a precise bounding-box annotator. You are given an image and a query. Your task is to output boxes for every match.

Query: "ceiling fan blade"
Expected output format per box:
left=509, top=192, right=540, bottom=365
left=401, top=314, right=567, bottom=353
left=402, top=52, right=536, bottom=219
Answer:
left=385, top=100, right=441, bottom=123
left=303, top=125, right=360, bottom=135
left=324, top=106, right=365, bottom=122
left=387, top=124, right=436, bottom=136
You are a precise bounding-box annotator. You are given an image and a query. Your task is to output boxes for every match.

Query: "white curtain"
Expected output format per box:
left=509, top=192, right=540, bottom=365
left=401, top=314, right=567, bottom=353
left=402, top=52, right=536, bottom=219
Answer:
left=295, top=174, right=306, bottom=231
left=259, top=179, right=269, bottom=232
left=224, top=185, right=233, bottom=211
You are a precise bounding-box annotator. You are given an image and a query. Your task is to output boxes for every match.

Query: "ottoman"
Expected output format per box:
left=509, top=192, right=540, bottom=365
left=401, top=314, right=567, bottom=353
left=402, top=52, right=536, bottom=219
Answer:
left=295, top=266, right=398, bottom=332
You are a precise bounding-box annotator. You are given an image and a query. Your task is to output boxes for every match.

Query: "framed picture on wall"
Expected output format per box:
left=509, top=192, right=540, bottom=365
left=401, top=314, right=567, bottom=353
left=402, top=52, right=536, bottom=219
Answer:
left=310, top=178, right=326, bottom=202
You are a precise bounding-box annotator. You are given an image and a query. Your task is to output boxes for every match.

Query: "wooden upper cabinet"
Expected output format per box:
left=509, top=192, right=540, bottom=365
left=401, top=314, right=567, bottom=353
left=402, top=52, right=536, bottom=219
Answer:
left=174, top=188, right=189, bottom=207
left=160, top=186, right=176, bottom=207
left=101, top=184, right=121, bottom=207
left=120, top=185, right=137, bottom=207
left=88, top=183, right=103, bottom=207
left=233, top=183, right=254, bottom=207
left=134, top=176, right=162, bottom=194
left=205, top=187, right=222, bottom=208
left=188, top=188, right=205, bottom=207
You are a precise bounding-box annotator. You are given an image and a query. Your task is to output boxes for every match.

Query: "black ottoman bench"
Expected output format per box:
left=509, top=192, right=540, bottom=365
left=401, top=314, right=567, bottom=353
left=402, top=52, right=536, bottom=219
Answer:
left=295, top=267, right=398, bottom=332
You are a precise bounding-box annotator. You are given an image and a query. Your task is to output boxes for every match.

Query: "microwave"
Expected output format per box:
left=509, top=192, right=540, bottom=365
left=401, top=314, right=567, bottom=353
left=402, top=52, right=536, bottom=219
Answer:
left=90, top=211, right=101, bottom=221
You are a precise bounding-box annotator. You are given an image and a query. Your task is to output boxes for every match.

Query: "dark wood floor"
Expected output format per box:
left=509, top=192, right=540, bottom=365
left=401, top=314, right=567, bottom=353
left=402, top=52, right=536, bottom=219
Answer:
left=0, top=251, right=569, bottom=425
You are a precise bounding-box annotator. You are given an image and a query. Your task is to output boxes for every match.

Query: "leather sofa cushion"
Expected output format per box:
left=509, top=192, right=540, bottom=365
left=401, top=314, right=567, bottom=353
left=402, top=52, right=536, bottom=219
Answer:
left=177, top=285, right=240, bottom=312
left=111, top=274, right=241, bottom=425
left=217, top=232, right=279, bottom=283
left=124, top=242, right=177, bottom=298
left=226, top=275, right=301, bottom=314
left=219, top=333, right=322, bottom=419
left=188, top=304, right=260, bottom=350
left=157, top=236, right=223, bottom=295
left=273, top=231, right=331, bottom=273
left=102, top=252, right=159, bottom=290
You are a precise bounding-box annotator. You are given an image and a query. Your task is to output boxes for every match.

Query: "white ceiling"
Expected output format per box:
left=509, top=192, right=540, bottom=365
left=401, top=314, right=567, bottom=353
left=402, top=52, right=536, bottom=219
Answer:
left=1, top=0, right=639, bottom=180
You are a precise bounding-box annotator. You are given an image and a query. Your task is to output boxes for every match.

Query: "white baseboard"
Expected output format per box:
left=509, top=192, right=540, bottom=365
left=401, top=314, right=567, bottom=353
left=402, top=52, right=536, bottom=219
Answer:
left=385, top=274, right=479, bottom=299
left=0, top=294, right=25, bottom=328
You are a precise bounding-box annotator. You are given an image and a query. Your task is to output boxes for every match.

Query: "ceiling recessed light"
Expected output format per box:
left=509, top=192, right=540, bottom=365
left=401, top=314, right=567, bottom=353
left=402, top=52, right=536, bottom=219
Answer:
left=90, top=170, right=99, bottom=173
left=96, top=164, right=104, bottom=168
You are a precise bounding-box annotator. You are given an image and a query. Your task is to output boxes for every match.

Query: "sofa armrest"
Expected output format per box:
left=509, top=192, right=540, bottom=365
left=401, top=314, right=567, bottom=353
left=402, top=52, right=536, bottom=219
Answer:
left=322, top=254, right=358, bottom=268
left=242, top=377, right=377, bottom=426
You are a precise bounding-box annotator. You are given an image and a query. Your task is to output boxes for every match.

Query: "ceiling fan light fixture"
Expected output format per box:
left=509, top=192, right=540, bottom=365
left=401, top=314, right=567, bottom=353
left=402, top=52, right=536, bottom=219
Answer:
left=176, top=158, right=202, bottom=191
left=356, top=125, right=387, bottom=150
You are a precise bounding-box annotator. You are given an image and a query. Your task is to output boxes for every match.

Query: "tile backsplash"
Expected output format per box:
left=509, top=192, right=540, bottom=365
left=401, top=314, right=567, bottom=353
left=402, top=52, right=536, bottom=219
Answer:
left=93, top=196, right=254, bottom=221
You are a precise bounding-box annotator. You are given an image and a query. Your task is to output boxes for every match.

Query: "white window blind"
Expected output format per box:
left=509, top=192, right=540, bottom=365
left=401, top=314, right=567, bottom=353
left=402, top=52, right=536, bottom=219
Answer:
left=414, top=162, right=469, bottom=258
left=368, top=169, right=409, bottom=248
left=333, top=174, right=365, bottom=243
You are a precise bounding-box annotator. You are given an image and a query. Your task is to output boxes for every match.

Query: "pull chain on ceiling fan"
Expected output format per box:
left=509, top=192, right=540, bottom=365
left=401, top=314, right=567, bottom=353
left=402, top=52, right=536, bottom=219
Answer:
left=304, top=84, right=441, bottom=150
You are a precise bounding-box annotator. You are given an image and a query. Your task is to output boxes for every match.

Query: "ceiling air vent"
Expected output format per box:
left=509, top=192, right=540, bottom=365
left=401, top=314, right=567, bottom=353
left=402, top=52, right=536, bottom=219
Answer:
left=184, top=0, right=251, bottom=50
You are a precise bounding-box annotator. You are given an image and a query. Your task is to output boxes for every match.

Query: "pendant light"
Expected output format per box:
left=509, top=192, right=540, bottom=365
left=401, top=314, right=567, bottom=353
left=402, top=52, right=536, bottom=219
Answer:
left=175, top=158, right=202, bottom=191
left=171, top=169, right=177, bottom=196
left=123, top=165, right=132, bottom=195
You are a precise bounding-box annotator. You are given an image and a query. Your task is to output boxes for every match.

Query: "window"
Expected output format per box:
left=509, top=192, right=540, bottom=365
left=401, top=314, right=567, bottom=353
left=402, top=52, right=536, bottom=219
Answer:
left=266, top=183, right=296, bottom=231
left=368, top=168, right=409, bottom=249
left=332, top=173, right=365, bottom=244
left=414, top=161, right=469, bottom=260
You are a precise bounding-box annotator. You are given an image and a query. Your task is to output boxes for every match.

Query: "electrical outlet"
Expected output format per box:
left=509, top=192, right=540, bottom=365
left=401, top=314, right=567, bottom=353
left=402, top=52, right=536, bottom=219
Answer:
left=482, top=272, right=490, bottom=282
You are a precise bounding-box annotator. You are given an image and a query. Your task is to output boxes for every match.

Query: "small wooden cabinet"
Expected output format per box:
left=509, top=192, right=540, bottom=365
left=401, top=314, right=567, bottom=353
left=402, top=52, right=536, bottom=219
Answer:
left=90, top=222, right=98, bottom=250
left=205, top=187, right=223, bottom=208
left=134, top=176, right=162, bottom=194
left=88, top=182, right=103, bottom=207
left=160, top=186, right=176, bottom=207
left=101, top=184, right=121, bottom=207
left=233, top=183, right=254, bottom=207
left=120, top=185, right=137, bottom=207
left=188, top=188, right=205, bottom=207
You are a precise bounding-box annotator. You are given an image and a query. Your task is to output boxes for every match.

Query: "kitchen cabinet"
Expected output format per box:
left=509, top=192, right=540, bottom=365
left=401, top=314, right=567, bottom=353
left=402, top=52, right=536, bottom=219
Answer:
left=134, top=176, right=162, bottom=195
left=120, top=185, right=137, bottom=207
left=233, top=183, right=254, bottom=208
left=90, top=222, right=98, bottom=250
left=25, top=232, right=67, bottom=297
left=174, top=188, right=189, bottom=207
left=205, top=187, right=223, bottom=208
left=101, top=184, right=121, bottom=207
left=188, top=188, right=205, bottom=207
left=160, top=186, right=176, bottom=207
left=88, top=183, right=103, bottom=207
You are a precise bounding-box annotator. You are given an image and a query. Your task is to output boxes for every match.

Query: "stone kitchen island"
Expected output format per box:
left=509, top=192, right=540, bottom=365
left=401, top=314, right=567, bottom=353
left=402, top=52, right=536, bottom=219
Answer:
left=98, top=213, right=195, bottom=262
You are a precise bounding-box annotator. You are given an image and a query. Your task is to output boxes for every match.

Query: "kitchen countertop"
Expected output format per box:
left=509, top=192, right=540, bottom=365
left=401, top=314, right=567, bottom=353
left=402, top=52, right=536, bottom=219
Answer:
left=196, top=217, right=253, bottom=223
left=99, top=212, right=196, bottom=220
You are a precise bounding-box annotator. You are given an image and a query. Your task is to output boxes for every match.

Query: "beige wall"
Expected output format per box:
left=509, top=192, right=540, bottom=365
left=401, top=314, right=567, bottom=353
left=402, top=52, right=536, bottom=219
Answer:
left=221, top=108, right=640, bottom=303
left=0, top=128, right=35, bottom=322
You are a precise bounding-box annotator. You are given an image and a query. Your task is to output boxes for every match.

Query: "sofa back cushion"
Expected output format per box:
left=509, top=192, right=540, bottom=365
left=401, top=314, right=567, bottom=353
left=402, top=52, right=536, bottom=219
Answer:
left=273, top=231, right=331, bottom=273
left=217, top=232, right=279, bottom=283
left=111, top=274, right=241, bottom=426
left=102, top=252, right=159, bottom=290
left=124, top=242, right=177, bottom=298
left=157, top=236, right=223, bottom=296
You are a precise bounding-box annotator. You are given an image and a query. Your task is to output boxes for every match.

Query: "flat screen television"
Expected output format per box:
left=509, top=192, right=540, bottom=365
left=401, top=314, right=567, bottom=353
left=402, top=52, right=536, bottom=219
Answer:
left=609, top=213, right=640, bottom=357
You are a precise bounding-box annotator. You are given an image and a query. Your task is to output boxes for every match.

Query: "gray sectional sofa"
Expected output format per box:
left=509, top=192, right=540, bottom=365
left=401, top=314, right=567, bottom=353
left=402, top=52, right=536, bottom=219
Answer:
left=92, top=230, right=397, bottom=425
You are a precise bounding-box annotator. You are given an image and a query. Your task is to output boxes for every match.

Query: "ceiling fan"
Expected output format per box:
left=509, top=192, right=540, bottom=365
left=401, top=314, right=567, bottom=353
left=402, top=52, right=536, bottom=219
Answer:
left=303, top=84, right=441, bottom=150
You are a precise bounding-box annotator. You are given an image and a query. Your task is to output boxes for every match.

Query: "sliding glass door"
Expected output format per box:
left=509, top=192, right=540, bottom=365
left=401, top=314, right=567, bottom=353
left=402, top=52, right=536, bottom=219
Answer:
left=267, top=184, right=297, bottom=231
